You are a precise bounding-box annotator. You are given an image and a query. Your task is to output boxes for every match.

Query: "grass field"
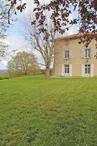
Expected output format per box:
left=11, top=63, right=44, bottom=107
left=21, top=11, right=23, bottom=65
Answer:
left=0, top=75, right=97, bottom=146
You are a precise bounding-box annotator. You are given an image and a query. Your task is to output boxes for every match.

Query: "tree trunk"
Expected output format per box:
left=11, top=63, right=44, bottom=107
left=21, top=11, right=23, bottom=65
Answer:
left=45, top=68, right=50, bottom=78
left=24, top=70, right=27, bottom=76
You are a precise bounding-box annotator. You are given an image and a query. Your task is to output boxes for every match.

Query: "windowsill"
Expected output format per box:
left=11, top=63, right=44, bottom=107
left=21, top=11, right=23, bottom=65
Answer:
left=83, top=57, right=91, bottom=59
left=64, top=58, right=71, bottom=60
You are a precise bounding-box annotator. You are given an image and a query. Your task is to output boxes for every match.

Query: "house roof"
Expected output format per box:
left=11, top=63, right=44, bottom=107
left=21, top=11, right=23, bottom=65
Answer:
left=56, top=32, right=97, bottom=41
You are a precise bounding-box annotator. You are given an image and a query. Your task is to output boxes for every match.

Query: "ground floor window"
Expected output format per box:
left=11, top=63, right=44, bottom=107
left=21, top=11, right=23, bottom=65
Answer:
left=65, top=64, right=69, bottom=73
left=85, top=64, right=91, bottom=74
left=61, top=64, right=72, bottom=77
left=82, top=64, right=94, bottom=77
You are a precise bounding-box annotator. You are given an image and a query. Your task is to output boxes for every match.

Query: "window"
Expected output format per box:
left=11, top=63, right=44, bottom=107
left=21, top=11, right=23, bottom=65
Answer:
left=82, top=64, right=94, bottom=77
left=62, top=64, right=72, bottom=77
left=63, top=50, right=72, bottom=59
left=85, top=64, right=91, bottom=74
left=65, top=65, right=69, bottom=73
left=85, top=49, right=91, bottom=58
left=81, top=48, right=94, bottom=58
left=65, top=51, right=70, bottom=58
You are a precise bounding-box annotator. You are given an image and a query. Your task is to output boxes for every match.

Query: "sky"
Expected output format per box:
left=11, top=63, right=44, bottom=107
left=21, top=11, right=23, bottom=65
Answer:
left=0, top=0, right=79, bottom=70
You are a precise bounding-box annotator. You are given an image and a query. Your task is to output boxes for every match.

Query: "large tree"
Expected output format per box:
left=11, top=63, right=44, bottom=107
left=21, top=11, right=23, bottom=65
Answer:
left=0, top=0, right=8, bottom=59
left=21, top=13, right=56, bottom=77
left=8, top=51, right=40, bottom=77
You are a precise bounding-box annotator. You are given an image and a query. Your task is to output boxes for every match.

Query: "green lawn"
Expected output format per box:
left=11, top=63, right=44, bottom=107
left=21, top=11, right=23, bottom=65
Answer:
left=0, top=75, right=97, bottom=146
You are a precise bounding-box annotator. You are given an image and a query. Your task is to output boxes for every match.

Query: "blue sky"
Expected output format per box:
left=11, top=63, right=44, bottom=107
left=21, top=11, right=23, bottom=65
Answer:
left=0, top=0, right=79, bottom=69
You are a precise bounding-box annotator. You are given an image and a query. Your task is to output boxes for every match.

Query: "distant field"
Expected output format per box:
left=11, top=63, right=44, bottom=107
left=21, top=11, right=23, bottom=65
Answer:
left=0, top=72, right=9, bottom=78
left=0, top=75, right=97, bottom=146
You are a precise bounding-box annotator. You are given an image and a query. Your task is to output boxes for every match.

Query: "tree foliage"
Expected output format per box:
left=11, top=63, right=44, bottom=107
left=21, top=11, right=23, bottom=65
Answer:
left=7, top=0, right=26, bottom=24
left=0, top=0, right=8, bottom=58
left=32, top=0, right=97, bottom=46
left=7, top=0, right=97, bottom=45
left=8, top=0, right=97, bottom=31
left=8, top=51, right=40, bottom=77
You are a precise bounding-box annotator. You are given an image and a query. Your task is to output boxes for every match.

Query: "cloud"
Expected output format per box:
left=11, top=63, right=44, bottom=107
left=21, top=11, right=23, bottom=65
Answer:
left=7, top=35, right=25, bottom=49
left=2, top=60, right=7, bottom=66
left=0, top=60, right=7, bottom=70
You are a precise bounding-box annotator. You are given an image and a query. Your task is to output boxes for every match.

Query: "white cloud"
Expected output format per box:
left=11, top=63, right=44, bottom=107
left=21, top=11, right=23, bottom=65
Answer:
left=7, top=35, right=25, bottom=50
left=0, top=60, right=7, bottom=70
left=2, top=60, right=7, bottom=66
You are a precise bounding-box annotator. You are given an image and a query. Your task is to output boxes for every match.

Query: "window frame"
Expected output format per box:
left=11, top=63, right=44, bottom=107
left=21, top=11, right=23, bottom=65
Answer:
left=85, top=64, right=91, bottom=74
left=64, top=50, right=70, bottom=59
left=84, top=49, right=91, bottom=58
left=64, top=64, right=70, bottom=73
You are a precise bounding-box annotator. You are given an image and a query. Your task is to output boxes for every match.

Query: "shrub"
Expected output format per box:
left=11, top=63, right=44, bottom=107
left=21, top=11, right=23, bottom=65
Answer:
left=0, top=77, right=9, bottom=80
left=0, top=77, right=4, bottom=80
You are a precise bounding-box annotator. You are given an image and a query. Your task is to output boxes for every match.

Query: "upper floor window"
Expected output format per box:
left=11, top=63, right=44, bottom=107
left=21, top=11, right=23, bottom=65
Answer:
left=85, top=49, right=91, bottom=58
left=81, top=48, right=94, bottom=58
left=65, top=51, right=70, bottom=58
left=63, top=50, right=72, bottom=59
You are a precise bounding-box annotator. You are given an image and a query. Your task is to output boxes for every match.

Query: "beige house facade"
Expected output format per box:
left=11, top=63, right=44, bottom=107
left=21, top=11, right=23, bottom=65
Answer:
left=54, top=34, right=97, bottom=77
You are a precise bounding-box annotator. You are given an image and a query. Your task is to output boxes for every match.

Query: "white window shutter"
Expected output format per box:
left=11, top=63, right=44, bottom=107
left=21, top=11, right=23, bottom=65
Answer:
left=81, top=49, right=85, bottom=58
left=91, top=64, right=94, bottom=77
left=69, top=64, right=72, bottom=77
left=91, top=48, right=94, bottom=58
left=69, top=50, right=72, bottom=58
left=82, top=64, right=85, bottom=77
left=61, top=64, right=65, bottom=76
